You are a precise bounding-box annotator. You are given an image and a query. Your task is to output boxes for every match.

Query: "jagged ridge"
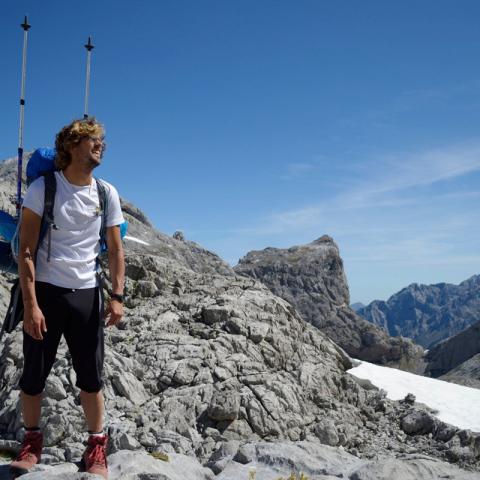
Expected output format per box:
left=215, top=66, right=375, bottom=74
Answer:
left=358, top=276, right=480, bottom=348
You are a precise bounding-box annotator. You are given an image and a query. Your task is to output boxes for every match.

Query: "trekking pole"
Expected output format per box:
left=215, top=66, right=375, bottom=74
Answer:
left=83, top=36, right=94, bottom=119
left=16, top=15, right=31, bottom=218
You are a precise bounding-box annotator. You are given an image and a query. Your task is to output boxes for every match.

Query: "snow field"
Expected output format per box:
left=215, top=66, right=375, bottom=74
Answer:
left=348, top=361, right=480, bottom=432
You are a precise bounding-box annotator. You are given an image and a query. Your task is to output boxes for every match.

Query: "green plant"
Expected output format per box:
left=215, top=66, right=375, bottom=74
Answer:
left=150, top=451, right=170, bottom=462
left=0, top=449, right=15, bottom=460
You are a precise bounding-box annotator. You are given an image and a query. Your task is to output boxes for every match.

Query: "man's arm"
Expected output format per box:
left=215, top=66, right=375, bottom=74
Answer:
left=104, top=225, right=125, bottom=327
left=19, top=207, right=47, bottom=340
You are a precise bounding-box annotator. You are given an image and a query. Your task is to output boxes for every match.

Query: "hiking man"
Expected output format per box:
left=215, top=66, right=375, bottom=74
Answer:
left=10, top=118, right=125, bottom=479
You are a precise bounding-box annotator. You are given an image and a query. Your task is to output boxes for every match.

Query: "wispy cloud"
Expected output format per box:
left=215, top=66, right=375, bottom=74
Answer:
left=393, top=81, right=480, bottom=112
left=344, top=214, right=480, bottom=266
left=284, top=162, right=316, bottom=178
left=338, top=80, right=480, bottom=131
left=236, top=141, right=480, bottom=235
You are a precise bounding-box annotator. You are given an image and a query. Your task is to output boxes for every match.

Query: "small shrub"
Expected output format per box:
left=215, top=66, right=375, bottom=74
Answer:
left=0, top=449, right=15, bottom=460
left=150, top=451, right=170, bottom=462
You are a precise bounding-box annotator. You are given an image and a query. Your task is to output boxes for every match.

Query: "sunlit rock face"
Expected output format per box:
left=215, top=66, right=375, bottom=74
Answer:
left=235, top=235, right=423, bottom=370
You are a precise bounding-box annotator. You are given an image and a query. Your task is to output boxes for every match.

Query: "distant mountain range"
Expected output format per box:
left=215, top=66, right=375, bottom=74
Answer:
left=350, top=302, right=365, bottom=312
left=357, top=275, right=480, bottom=348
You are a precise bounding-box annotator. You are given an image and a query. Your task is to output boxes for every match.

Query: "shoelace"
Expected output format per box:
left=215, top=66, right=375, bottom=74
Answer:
left=87, top=438, right=107, bottom=467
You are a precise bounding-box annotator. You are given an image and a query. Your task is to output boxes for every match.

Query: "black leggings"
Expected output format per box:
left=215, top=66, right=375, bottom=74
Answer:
left=19, top=282, right=104, bottom=396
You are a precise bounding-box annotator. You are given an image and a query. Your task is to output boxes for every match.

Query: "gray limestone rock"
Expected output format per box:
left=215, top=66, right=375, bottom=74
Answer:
left=207, top=390, right=240, bottom=421
left=12, top=462, right=88, bottom=479
left=206, top=440, right=240, bottom=474
left=1, top=444, right=478, bottom=480
left=107, top=450, right=215, bottom=480
left=1, top=450, right=214, bottom=479
left=349, top=454, right=480, bottom=480
left=172, top=231, right=185, bottom=241
left=401, top=411, right=437, bottom=435
left=135, top=280, right=159, bottom=298
left=45, top=377, right=68, bottom=401
left=111, top=372, right=149, bottom=406
left=313, top=420, right=340, bottom=446
left=217, top=441, right=363, bottom=480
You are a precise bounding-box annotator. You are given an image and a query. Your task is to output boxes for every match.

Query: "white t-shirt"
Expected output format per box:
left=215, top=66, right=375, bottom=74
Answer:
left=22, top=171, right=125, bottom=289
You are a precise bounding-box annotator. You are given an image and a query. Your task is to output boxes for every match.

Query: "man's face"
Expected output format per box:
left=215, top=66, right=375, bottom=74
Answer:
left=71, top=134, right=104, bottom=169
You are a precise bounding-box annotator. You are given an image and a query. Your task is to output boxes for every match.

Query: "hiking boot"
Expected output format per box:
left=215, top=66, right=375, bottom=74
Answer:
left=9, top=430, right=43, bottom=476
left=81, top=434, right=108, bottom=479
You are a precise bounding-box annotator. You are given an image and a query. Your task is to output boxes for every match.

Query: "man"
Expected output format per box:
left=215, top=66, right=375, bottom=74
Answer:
left=9, top=118, right=125, bottom=479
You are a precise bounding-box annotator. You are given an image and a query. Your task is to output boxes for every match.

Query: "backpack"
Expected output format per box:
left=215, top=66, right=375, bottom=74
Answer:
left=26, top=147, right=57, bottom=186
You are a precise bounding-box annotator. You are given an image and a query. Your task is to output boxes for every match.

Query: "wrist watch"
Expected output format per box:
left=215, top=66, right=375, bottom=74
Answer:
left=111, top=293, right=124, bottom=303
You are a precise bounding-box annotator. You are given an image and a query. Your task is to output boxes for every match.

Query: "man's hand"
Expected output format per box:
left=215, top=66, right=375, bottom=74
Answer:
left=105, top=299, right=123, bottom=327
left=23, top=305, right=47, bottom=340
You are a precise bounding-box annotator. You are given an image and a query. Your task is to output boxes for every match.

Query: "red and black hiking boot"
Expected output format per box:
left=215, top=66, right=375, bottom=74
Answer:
left=81, top=434, right=109, bottom=479
left=9, top=430, right=43, bottom=477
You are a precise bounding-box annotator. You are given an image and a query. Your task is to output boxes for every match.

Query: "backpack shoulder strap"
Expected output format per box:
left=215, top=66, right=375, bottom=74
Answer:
left=38, top=171, right=57, bottom=262
left=43, top=171, right=56, bottom=225
left=95, top=178, right=108, bottom=250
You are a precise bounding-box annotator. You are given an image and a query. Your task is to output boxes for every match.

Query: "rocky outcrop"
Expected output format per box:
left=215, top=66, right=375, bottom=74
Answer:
left=0, top=252, right=364, bottom=460
left=440, top=354, right=480, bottom=389
left=234, top=236, right=423, bottom=370
left=424, top=320, right=480, bottom=383
left=0, top=450, right=215, bottom=479
left=1, top=441, right=478, bottom=480
left=358, top=276, right=480, bottom=348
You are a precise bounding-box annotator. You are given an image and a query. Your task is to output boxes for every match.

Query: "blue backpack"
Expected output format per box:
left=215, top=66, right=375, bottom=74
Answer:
left=26, top=148, right=57, bottom=186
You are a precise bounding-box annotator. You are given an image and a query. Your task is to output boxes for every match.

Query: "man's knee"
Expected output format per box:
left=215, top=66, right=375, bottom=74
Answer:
left=19, top=380, right=45, bottom=397
left=76, top=379, right=103, bottom=393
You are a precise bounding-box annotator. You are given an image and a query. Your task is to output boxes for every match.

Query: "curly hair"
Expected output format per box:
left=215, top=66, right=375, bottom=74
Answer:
left=55, top=117, right=106, bottom=170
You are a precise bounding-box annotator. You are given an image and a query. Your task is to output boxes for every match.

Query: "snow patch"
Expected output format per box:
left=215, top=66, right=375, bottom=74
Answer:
left=124, top=235, right=150, bottom=246
left=348, top=360, right=480, bottom=432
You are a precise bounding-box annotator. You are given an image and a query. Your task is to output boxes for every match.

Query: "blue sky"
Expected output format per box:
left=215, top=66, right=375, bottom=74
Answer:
left=1, top=1, right=480, bottom=303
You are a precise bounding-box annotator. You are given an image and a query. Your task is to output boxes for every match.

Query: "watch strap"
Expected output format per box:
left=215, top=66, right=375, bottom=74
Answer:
left=111, top=293, right=124, bottom=303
